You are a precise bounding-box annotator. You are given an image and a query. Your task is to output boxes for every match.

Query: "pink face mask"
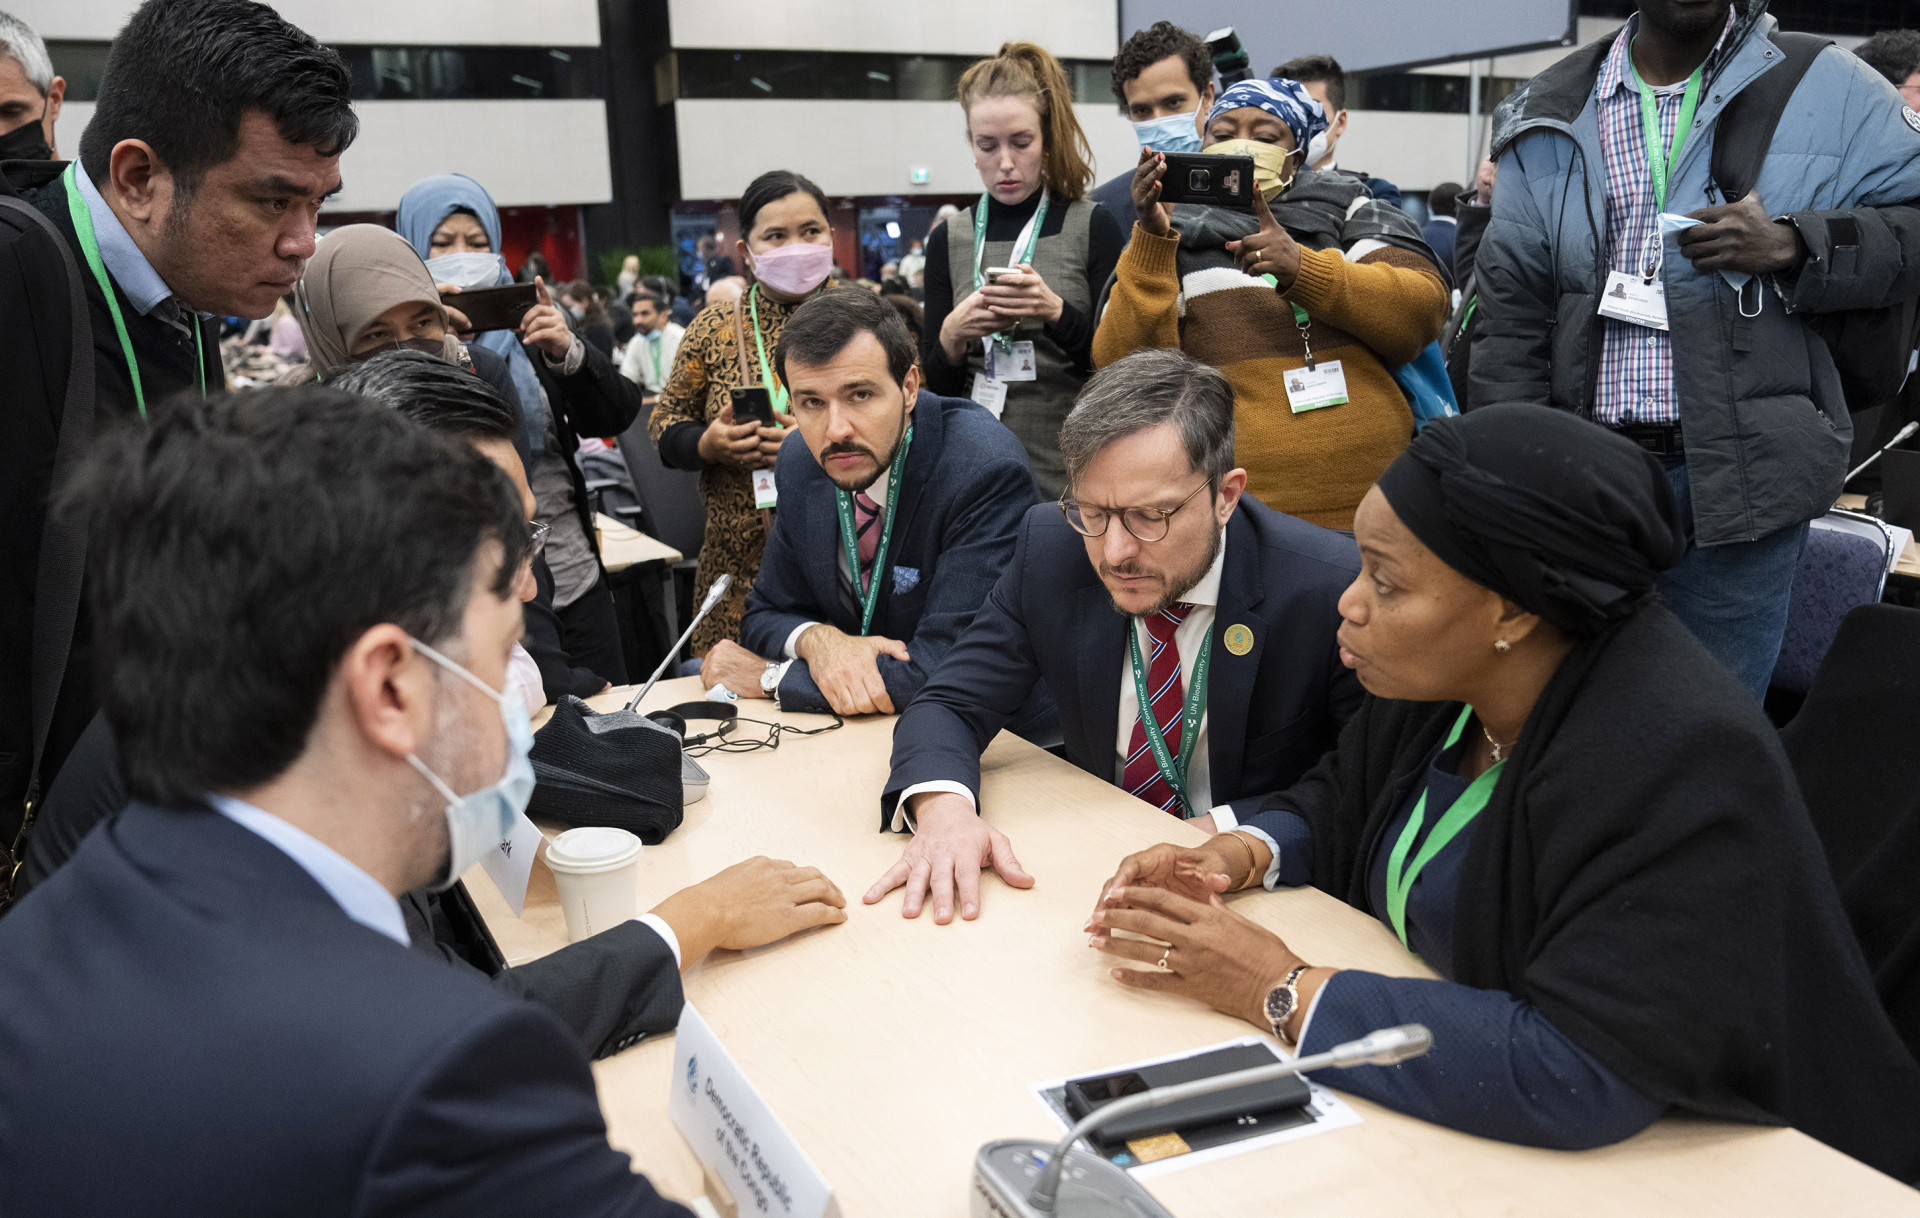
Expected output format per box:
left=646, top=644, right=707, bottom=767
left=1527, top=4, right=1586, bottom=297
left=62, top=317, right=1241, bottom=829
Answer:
left=751, top=240, right=835, bottom=297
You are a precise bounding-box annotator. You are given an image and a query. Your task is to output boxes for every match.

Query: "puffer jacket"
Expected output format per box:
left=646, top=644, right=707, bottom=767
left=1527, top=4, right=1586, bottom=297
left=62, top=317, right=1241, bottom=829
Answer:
left=1470, top=1, right=1920, bottom=545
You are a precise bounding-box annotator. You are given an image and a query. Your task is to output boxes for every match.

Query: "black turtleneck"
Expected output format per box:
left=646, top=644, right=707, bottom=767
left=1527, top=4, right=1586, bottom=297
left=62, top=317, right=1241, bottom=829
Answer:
left=919, top=188, right=1124, bottom=395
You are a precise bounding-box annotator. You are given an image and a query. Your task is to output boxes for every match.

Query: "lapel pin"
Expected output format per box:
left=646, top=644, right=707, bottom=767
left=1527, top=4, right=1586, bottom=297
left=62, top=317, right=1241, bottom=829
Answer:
left=1223, top=623, right=1254, bottom=655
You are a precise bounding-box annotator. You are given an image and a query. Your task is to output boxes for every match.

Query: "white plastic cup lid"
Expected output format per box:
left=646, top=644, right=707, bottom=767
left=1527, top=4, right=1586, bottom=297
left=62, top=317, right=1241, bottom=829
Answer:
left=545, top=826, right=643, bottom=875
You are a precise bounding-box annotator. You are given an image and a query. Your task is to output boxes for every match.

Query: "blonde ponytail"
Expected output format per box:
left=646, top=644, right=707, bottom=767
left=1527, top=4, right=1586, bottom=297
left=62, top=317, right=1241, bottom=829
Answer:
left=956, top=41, right=1095, bottom=202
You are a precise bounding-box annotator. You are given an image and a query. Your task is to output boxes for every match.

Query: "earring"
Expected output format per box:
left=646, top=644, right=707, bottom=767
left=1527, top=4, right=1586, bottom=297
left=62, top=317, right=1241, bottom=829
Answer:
left=1494, top=639, right=1512, bottom=653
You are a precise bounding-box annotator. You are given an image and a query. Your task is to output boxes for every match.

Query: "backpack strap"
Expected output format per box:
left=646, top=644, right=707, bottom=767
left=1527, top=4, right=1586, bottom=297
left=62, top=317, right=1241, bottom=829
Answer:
left=0, top=191, right=97, bottom=894
left=1709, top=32, right=1832, bottom=203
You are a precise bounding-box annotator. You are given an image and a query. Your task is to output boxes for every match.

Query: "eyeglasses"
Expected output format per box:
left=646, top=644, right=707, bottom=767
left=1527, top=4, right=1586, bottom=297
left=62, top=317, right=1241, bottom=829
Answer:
left=527, top=519, right=550, bottom=557
left=1058, top=481, right=1210, bottom=543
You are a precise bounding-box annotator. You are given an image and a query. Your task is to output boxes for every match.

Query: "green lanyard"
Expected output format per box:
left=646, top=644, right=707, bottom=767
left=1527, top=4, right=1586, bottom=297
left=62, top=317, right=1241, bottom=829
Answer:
left=745, top=284, right=788, bottom=415
left=1125, top=620, right=1213, bottom=818
left=833, top=423, right=913, bottom=636
left=647, top=332, right=664, bottom=387
left=1383, top=705, right=1505, bottom=951
left=971, top=188, right=1049, bottom=354
left=1628, top=49, right=1704, bottom=212
left=1288, top=302, right=1317, bottom=370
left=62, top=162, right=206, bottom=419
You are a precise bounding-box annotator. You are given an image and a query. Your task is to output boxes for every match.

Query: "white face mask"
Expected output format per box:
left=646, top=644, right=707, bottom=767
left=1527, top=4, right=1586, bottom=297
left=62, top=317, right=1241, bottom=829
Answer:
left=404, top=637, right=536, bottom=891
left=425, top=251, right=505, bottom=290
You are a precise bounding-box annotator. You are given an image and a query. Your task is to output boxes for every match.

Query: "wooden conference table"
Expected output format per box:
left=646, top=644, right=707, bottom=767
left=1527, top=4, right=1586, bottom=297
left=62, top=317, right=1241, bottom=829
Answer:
left=466, top=679, right=1920, bottom=1218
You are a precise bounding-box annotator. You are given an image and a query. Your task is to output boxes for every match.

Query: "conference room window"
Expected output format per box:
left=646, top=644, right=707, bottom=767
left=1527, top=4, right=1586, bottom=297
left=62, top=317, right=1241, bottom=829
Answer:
left=670, top=49, right=1111, bottom=103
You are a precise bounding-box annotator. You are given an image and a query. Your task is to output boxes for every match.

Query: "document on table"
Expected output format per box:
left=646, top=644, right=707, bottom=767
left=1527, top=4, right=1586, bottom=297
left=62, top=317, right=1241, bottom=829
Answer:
left=1028, top=1036, right=1361, bottom=1180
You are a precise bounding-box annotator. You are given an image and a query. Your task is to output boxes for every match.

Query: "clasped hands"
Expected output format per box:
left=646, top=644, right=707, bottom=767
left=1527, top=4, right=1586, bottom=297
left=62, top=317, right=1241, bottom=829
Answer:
left=702, top=626, right=909, bottom=715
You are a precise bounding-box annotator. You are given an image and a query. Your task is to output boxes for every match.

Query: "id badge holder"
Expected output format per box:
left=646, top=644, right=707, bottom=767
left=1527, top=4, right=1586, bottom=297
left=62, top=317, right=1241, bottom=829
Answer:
left=1283, top=360, right=1350, bottom=413
left=998, top=341, right=1038, bottom=382
left=751, top=468, right=778, bottom=509
left=1597, top=270, right=1670, bottom=332
left=971, top=372, right=1008, bottom=419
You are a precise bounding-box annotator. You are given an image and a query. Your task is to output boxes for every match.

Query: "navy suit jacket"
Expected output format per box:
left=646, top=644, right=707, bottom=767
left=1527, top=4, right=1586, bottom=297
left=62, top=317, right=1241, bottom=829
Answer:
left=742, top=389, right=1047, bottom=720
left=883, top=497, right=1363, bottom=827
left=0, top=801, right=688, bottom=1217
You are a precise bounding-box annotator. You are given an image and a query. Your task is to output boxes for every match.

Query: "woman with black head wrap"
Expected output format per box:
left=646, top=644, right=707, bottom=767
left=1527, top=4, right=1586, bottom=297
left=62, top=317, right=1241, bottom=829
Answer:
left=1086, top=405, right=1920, bottom=1176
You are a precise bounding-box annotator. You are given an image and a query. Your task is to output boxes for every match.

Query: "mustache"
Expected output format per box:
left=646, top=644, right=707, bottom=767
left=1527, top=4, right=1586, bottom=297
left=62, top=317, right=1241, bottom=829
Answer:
left=1098, top=562, right=1159, bottom=580
left=821, top=441, right=877, bottom=462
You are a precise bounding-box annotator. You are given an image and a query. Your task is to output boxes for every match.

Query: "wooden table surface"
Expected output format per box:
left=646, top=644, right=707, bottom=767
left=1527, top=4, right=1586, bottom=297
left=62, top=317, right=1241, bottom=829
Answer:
left=597, top=512, right=683, bottom=574
left=469, top=679, right=1920, bottom=1217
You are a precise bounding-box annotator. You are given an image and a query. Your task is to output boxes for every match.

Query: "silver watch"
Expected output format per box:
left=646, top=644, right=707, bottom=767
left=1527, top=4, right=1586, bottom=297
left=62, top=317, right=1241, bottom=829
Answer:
left=1263, top=964, right=1311, bottom=1042
left=759, top=661, right=783, bottom=694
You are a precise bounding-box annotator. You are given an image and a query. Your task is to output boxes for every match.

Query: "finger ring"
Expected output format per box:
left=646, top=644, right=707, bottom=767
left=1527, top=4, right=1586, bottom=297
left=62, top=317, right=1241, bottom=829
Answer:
left=1156, top=947, right=1172, bottom=970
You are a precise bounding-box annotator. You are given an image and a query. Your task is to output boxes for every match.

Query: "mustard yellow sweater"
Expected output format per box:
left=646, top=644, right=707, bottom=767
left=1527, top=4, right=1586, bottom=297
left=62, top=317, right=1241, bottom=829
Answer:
left=1092, top=225, right=1448, bottom=529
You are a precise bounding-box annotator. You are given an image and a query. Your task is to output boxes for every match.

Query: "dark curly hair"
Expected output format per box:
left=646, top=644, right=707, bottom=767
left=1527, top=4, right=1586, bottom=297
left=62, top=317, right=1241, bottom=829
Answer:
left=1110, top=21, right=1211, bottom=108
left=1855, top=29, right=1920, bottom=89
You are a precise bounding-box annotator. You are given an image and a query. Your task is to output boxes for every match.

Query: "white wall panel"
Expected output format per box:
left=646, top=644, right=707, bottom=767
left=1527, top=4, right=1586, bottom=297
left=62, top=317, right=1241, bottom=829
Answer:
left=667, top=0, right=1116, bottom=58
left=16, top=0, right=600, bottom=46
left=675, top=98, right=1139, bottom=202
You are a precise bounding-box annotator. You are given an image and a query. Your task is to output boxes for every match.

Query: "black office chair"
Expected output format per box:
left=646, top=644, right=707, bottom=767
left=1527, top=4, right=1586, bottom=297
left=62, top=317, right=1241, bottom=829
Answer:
left=616, top=403, right=707, bottom=629
left=1779, top=603, right=1920, bottom=1061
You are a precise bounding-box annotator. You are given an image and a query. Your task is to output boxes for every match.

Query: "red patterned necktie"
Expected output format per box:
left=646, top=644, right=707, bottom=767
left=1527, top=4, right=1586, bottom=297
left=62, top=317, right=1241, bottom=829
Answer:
left=1121, top=604, right=1194, bottom=815
left=854, top=491, right=881, bottom=592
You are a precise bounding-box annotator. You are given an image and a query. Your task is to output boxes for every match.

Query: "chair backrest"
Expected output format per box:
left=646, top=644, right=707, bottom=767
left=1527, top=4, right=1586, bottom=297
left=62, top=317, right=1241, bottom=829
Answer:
left=1771, top=514, right=1891, bottom=695
left=617, top=403, right=706, bottom=558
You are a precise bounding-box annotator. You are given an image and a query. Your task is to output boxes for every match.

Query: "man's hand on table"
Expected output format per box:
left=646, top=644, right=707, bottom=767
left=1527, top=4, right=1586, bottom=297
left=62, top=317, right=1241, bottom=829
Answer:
left=863, top=792, right=1032, bottom=923
left=700, top=639, right=772, bottom=699
left=649, top=856, right=848, bottom=969
left=794, top=625, right=910, bottom=715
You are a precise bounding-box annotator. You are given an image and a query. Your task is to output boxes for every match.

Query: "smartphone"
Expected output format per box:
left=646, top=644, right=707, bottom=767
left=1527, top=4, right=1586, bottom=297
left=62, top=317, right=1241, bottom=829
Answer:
left=730, top=385, right=777, bottom=426
left=984, top=266, right=1023, bottom=281
left=1062, top=1043, right=1311, bottom=1151
left=439, top=283, right=537, bottom=333
left=1156, top=152, right=1257, bottom=212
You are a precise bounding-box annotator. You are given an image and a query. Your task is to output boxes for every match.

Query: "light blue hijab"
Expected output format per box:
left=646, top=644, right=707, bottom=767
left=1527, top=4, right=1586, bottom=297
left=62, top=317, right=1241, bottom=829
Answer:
left=395, top=174, right=547, bottom=458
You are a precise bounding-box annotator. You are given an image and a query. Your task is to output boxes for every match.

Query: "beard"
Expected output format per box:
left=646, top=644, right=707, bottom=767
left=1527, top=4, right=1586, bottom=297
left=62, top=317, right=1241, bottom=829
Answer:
left=1104, top=521, right=1223, bottom=618
left=820, top=402, right=908, bottom=491
left=1640, top=0, right=1733, bottom=39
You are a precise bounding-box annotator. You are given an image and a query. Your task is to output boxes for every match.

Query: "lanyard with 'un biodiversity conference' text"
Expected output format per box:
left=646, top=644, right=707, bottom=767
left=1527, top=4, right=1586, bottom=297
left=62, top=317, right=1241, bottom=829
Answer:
left=1383, top=704, right=1506, bottom=951
left=746, top=283, right=789, bottom=415
left=834, top=423, right=914, bottom=637
left=971, top=187, right=1048, bottom=358
left=1628, top=46, right=1703, bottom=213
left=62, top=162, right=206, bottom=419
left=1126, top=622, right=1212, bottom=817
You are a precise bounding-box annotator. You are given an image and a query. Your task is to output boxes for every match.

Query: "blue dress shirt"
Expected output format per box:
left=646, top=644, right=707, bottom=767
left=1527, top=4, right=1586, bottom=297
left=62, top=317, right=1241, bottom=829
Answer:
left=72, top=163, right=184, bottom=318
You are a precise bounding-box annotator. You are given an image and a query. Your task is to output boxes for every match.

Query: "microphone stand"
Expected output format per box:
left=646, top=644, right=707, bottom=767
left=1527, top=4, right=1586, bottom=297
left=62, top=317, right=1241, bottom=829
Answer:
left=1847, top=420, right=1919, bottom=484
left=624, top=573, right=731, bottom=713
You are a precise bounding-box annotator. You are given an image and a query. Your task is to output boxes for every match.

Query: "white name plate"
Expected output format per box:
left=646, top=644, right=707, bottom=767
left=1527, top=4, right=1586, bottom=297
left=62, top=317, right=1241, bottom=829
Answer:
left=669, top=1003, right=840, bottom=1218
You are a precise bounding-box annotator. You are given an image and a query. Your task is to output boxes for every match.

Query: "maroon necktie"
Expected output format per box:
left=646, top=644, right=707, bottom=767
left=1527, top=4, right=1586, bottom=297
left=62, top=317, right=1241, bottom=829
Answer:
left=1121, top=604, right=1194, bottom=815
left=854, top=491, right=881, bottom=592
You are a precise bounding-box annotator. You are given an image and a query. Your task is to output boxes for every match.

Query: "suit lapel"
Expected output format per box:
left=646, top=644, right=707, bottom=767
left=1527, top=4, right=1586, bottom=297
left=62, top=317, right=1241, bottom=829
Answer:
left=863, top=391, right=942, bottom=636
left=1208, top=511, right=1266, bottom=805
left=1076, top=582, right=1126, bottom=780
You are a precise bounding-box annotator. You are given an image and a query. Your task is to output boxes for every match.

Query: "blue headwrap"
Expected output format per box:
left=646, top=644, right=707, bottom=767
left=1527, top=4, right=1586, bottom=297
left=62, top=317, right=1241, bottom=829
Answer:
left=395, top=174, right=547, bottom=462
left=1206, top=78, right=1329, bottom=155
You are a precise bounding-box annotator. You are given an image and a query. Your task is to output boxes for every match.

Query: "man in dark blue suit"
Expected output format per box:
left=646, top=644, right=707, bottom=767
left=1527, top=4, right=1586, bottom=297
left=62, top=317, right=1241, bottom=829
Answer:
left=0, top=388, right=847, bottom=1215
left=865, top=349, right=1363, bottom=924
left=703, top=288, right=1046, bottom=725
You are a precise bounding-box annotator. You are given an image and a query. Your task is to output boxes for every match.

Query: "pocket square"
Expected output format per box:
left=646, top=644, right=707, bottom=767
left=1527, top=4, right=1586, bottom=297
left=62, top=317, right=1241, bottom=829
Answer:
left=892, top=566, right=921, bottom=595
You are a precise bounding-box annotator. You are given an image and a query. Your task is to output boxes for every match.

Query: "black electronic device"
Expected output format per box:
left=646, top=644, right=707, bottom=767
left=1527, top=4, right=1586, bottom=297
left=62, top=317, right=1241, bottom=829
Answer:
left=1204, top=26, right=1253, bottom=87
left=1881, top=448, right=1920, bottom=534
left=731, top=385, right=778, bottom=426
left=1061, top=1043, right=1311, bottom=1153
left=1156, top=152, right=1257, bottom=211
left=439, top=282, right=537, bottom=333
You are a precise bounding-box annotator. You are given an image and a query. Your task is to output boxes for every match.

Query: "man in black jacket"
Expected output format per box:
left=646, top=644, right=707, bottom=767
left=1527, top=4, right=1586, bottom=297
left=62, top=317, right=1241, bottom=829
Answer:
left=0, top=0, right=356, bottom=844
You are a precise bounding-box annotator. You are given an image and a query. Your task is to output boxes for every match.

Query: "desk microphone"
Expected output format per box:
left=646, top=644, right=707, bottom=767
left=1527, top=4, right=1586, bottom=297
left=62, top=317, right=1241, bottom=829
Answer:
left=972, top=1024, right=1432, bottom=1218
left=625, top=574, right=731, bottom=713
left=1847, top=420, right=1920, bottom=483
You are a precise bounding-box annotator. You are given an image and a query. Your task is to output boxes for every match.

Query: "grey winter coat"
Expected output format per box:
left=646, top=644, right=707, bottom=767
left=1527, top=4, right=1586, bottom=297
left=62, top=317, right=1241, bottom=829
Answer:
left=1470, top=3, right=1920, bottom=545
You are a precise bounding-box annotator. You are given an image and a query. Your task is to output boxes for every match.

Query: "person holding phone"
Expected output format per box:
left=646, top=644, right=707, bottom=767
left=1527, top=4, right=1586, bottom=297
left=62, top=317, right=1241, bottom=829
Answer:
left=1091, top=77, right=1448, bottom=530
left=650, top=170, right=835, bottom=661
left=398, top=173, right=644, bottom=689
left=918, top=42, right=1126, bottom=498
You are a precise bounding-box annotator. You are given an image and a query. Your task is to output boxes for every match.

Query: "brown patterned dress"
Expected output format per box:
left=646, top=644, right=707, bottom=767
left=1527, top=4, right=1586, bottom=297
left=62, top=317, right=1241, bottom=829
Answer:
left=648, top=287, right=802, bottom=656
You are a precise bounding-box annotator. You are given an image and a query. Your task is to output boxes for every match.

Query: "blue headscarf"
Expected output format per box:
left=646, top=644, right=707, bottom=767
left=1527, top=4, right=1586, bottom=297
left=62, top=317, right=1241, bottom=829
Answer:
left=1206, top=78, right=1329, bottom=156
left=395, top=174, right=547, bottom=460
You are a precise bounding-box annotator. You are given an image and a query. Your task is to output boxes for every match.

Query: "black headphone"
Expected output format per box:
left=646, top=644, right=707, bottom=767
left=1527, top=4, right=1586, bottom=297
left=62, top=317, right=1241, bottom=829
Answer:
left=645, top=701, right=738, bottom=748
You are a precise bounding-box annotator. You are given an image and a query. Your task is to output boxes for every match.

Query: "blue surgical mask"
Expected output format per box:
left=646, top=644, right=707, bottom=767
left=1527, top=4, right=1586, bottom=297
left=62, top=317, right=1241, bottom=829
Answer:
left=425, top=251, right=506, bottom=290
left=1132, top=110, right=1203, bottom=155
left=405, top=637, right=537, bottom=892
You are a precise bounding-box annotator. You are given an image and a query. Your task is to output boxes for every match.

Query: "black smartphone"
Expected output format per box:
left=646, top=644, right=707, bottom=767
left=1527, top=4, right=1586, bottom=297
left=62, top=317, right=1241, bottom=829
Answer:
left=439, top=283, right=538, bottom=333
left=1062, top=1043, right=1310, bottom=1152
left=730, top=385, right=777, bottom=426
left=1156, top=152, right=1257, bottom=212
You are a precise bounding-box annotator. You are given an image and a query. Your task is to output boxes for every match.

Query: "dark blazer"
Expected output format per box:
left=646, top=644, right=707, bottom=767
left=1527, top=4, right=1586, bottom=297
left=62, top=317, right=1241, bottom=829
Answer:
left=14, top=710, right=683, bottom=1061
left=0, top=160, right=222, bottom=840
left=883, top=497, right=1363, bottom=827
left=741, top=390, right=1047, bottom=719
left=0, top=800, right=690, bottom=1216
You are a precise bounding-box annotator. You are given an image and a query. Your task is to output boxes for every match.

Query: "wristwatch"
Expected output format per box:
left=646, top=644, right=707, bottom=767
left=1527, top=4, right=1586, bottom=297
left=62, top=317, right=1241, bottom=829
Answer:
left=1263, top=964, right=1312, bottom=1043
left=759, top=661, right=783, bottom=695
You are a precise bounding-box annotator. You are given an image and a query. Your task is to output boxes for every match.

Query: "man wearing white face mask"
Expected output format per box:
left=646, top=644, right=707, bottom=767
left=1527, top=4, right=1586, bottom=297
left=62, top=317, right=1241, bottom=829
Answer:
left=0, top=388, right=847, bottom=1215
left=1089, top=22, right=1216, bottom=247
left=1093, top=76, right=1449, bottom=531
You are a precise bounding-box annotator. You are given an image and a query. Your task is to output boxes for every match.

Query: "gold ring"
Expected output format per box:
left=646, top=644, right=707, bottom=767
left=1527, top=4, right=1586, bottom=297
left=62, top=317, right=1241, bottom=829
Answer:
left=1156, top=947, right=1172, bottom=970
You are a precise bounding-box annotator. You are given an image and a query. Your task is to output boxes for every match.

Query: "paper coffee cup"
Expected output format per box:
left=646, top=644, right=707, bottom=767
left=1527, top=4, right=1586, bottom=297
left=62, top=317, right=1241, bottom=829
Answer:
left=544, top=826, right=642, bottom=943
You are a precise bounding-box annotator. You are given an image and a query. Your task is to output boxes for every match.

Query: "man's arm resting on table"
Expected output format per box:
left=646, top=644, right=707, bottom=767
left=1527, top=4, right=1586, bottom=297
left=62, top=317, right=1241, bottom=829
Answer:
left=862, top=790, right=1032, bottom=923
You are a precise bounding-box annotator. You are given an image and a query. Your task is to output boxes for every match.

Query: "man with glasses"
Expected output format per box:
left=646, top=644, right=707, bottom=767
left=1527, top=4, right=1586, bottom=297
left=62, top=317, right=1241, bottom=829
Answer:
left=866, top=349, right=1361, bottom=925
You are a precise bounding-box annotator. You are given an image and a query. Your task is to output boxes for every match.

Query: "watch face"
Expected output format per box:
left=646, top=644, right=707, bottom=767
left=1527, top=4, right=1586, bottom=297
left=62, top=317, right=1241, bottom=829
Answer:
left=1264, top=984, right=1296, bottom=1028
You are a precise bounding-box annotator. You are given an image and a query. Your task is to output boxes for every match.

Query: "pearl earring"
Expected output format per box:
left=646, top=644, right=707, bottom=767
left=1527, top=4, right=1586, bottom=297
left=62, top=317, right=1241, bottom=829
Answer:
left=1494, top=639, right=1512, bottom=653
